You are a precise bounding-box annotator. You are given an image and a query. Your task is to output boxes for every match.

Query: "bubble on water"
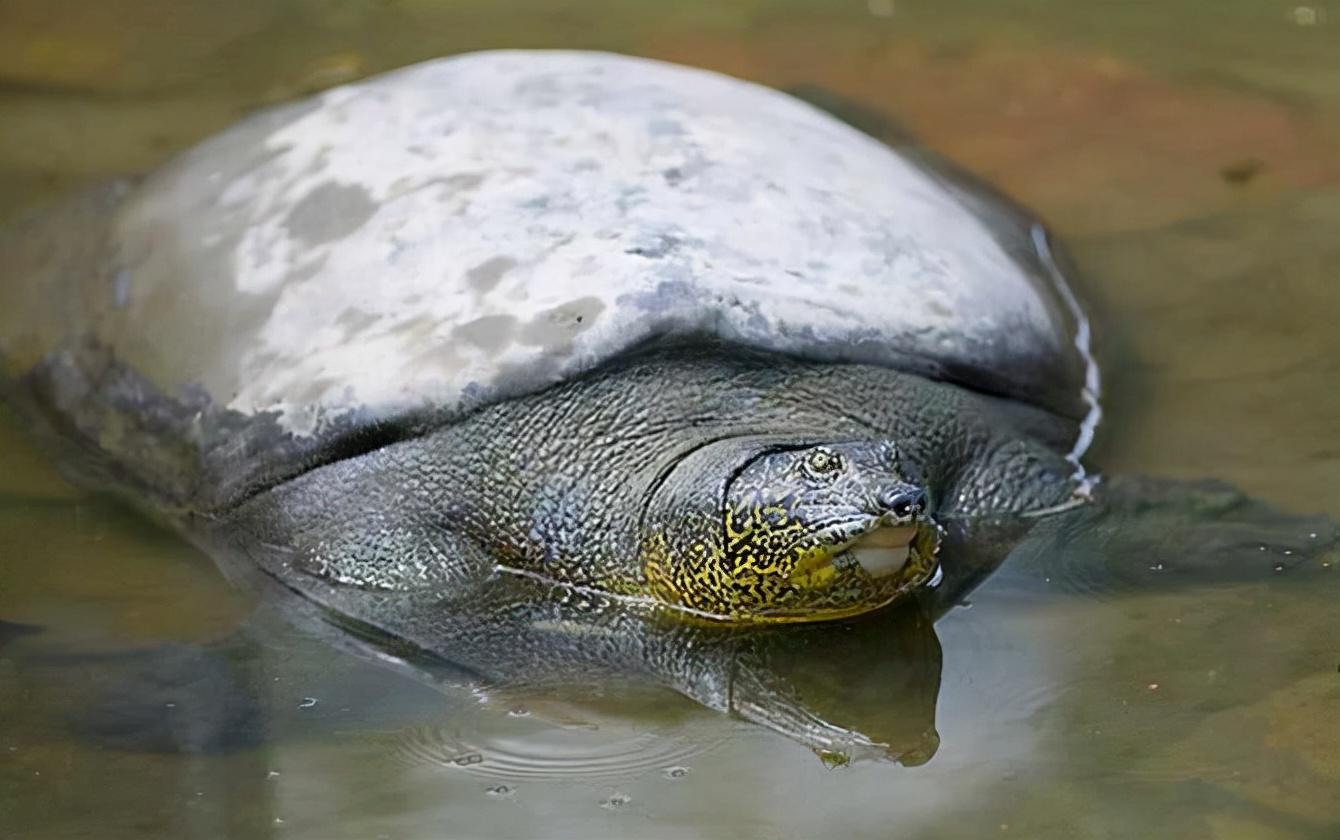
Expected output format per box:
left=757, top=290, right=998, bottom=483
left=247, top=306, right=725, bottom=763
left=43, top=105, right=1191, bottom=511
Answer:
left=1290, top=6, right=1321, bottom=26
left=663, top=766, right=689, bottom=780
left=867, top=0, right=895, bottom=17
left=601, top=793, right=631, bottom=810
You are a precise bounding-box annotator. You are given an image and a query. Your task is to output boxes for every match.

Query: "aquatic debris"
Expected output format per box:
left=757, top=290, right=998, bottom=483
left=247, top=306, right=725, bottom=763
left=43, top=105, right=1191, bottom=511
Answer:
left=817, top=749, right=851, bottom=769
left=1220, top=158, right=1265, bottom=186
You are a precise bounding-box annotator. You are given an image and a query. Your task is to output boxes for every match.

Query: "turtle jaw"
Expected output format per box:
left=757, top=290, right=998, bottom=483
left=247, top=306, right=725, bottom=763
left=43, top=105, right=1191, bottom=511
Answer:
left=791, top=512, right=931, bottom=583
left=844, top=524, right=923, bottom=579
left=758, top=517, right=941, bottom=624
left=842, top=505, right=942, bottom=579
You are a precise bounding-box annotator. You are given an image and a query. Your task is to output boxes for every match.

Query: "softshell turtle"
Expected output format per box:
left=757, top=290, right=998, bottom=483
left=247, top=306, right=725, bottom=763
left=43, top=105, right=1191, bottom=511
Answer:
left=0, top=51, right=1323, bottom=646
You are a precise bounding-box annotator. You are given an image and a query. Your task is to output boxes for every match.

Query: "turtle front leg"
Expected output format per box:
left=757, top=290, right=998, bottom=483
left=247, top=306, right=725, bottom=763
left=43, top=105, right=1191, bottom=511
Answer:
left=213, top=448, right=498, bottom=599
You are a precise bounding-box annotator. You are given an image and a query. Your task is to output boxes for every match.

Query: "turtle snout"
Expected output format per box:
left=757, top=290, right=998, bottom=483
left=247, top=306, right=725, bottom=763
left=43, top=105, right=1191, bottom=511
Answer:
left=878, top=485, right=928, bottom=520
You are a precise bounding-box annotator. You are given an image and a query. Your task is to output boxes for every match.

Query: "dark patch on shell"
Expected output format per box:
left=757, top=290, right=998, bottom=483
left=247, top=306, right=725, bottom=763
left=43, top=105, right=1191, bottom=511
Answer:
left=282, top=182, right=377, bottom=246
left=520, top=297, right=605, bottom=349
left=454, top=314, right=518, bottom=353
left=624, top=234, right=680, bottom=259
left=465, top=256, right=517, bottom=293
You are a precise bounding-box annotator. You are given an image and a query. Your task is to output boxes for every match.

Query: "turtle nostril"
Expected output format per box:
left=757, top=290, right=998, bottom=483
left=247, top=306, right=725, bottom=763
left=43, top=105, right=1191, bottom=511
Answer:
left=883, top=487, right=928, bottom=519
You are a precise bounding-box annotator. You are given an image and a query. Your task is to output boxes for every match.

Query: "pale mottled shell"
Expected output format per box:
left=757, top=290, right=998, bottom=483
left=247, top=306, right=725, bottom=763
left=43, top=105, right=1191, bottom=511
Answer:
left=1, top=50, right=1087, bottom=464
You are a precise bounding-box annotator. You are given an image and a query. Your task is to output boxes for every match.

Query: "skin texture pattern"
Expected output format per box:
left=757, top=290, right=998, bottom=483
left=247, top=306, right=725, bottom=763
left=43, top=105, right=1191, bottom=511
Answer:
left=219, top=347, right=1081, bottom=623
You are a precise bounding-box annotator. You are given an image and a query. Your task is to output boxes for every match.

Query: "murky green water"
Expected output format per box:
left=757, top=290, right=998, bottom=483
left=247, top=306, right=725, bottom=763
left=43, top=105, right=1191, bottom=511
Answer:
left=2, top=2, right=1338, bottom=838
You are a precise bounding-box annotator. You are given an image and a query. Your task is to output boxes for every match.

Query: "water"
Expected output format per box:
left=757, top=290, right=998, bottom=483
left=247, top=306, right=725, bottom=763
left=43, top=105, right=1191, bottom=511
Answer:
left=2, top=1, right=1338, bottom=837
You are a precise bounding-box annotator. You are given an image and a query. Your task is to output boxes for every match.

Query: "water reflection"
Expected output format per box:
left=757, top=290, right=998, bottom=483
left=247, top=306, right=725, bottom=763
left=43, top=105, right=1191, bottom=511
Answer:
left=1, top=522, right=948, bottom=837
left=210, top=544, right=951, bottom=768
left=2, top=464, right=1336, bottom=837
left=37, top=469, right=1330, bottom=775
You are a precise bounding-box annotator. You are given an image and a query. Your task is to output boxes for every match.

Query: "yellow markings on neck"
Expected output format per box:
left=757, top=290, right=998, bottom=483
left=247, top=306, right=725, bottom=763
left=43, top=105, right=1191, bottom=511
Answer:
left=642, top=504, right=838, bottom=616
left=639, top=505, right=937, bottom=624
left=641, top=525, right=729, bottom=610
left=786, top=545, right=841, bottom=589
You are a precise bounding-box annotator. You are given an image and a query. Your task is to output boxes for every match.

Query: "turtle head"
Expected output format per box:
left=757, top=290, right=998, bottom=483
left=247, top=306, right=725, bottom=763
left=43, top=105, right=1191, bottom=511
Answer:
left=642, top=438, right=940, bottom=623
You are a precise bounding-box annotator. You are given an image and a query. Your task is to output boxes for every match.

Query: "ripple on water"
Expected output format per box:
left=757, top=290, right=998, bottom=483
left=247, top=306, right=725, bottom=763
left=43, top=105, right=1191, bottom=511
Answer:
left=998, top=479, right=1338, bottom=602
left=391, top=709, right=712, bottom=783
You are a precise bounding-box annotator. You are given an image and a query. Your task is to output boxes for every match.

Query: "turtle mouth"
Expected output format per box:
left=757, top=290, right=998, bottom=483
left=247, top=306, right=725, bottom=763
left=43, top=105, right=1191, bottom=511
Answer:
left=787, top=515, right=940, bottom=589
left=801, top=513, right=929, bottom=581
left=845, top=524, right=921, bottom=579
left=760, top=519, right=941, bottom=624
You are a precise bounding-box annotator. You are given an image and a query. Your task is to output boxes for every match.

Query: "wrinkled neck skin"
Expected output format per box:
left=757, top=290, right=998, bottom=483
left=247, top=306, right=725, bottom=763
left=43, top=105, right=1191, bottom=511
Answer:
left=217, top=346, right=1079, bottom=605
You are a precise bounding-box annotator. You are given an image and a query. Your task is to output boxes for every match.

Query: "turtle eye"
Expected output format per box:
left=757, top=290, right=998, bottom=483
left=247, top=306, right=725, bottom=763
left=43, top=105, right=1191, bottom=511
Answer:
left=801, top=448, right=844, bottom=482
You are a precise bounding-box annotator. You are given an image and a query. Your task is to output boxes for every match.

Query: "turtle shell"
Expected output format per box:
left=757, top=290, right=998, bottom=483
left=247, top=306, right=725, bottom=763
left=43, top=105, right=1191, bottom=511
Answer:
left=0, top=50, right=1093, bottom=512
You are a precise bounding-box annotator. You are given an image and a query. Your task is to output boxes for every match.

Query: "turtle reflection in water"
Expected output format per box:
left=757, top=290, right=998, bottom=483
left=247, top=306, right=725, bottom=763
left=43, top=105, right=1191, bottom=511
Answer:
left=0, top=51, right=1331, bottom=760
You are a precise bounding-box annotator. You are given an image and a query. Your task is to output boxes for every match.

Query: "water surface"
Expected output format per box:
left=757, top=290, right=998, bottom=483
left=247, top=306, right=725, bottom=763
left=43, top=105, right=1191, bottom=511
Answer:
left=1, top=2, right=1338, bottom=838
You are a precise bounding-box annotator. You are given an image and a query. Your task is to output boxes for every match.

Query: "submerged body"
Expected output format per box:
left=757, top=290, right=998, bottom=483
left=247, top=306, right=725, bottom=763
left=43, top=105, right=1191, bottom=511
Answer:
left=0, top=50, right=1097, bottom=625
left=222, top=347, right=1077, bottom=624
